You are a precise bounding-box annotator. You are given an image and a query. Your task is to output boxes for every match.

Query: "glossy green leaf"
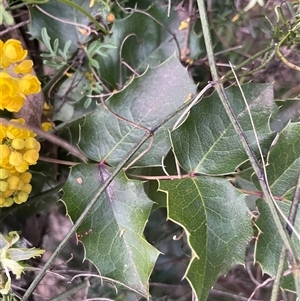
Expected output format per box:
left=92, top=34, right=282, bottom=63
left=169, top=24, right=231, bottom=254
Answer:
left=254, top=122, right=300, bottom=291
left=159, top=177, right=252, bottom=301
left=62, top=163, right=159, bottom=296
left=29, top=0, right=103, bottom=53
left=77, top=55, right=196, bottom=166
left=53, top=71, right=96, bottom=122
left=97, top=5, right=185, bottom=88
left=171, top=83, right=276, bottom=175
left=254, top=122, right=300, bottom=197
left=271, top=99, right=300, bottom=133
left=255, top=199, right=300, bottom=292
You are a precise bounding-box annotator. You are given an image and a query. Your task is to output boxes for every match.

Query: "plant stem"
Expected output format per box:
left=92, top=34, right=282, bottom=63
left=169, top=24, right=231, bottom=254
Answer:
left=270, top=246, right=286, bottom=301
left=21, top=134, right=150, bottom=301
left=197, top=3, right=218, bottom=81
left=196, top=0, right=299, bottom=273
left=57, top=0, right=108, bottom=34
left=270, top=171, right=300, bottom=300
left=223, top=43, right=275, bottom=80
left=20, top=93, right=198, bottom=300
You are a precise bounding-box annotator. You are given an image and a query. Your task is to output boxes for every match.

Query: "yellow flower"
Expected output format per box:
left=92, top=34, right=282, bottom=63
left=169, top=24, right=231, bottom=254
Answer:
left=0, top=181, right=8, bottom=192
left=22, top=183, right=32, bottom=194
left=11, top=138, right=25, bottom=150
left=3, top=197, right=14, bottom=207
left=0, top=72, right=19, bottom=98
left=0, top=169, right=9, bottom=179
left=19, top=74, right=41, bottom=95
left=2, top=39, right=27, bottom=63
left=23, top=149, right=39, bottom=164
left=0, top=231, right=44, bottom=295
left=13, top=60, right=33, bottom=74
left=15, top=161, right=29, bottom=173
left=41, top=121, right=53, bottom=132
left=6, top=119, right=35, bottom=139
left=0, top=72, right=26, bottom=112
left=15, top=191, right=28, bottom=204
left=0, top=145, right=10, bottom=160
left=43, top=102, right=53, bottom=117
left=19, top=171, right=32, bottom=184
left=9, top=152, right=23, bottom=167
left=0, top=124, right=7, bottom=142
left=1, top=189, right=14, bottom=198
left=25, top=137, right=39, bottom=149
left=0, top=40, right=10, bottom=68
left=0, top=94, right=25, bottom=112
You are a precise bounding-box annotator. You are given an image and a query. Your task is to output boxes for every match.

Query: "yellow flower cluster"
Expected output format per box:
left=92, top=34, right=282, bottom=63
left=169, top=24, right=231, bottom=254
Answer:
left=0, top=39, right=41, bottom=208
left=0, top=119, right=40, bottom=207
left=0, top=39, right=41, bottom=112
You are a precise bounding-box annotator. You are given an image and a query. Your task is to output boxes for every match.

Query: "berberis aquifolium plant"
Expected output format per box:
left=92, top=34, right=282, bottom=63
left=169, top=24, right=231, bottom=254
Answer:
left=0, top=0, right=299, bottom=301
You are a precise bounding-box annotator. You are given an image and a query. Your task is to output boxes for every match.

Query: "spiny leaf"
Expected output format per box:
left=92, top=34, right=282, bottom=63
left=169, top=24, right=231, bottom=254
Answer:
left=77, top=55, right=196, bottom=167
left=254, top=122, right=300, bottom=291
left=171, top=83, right=276, bottom=175
left=253, top=122, right=300, bottom=197
left=255, top=199, right=300, bottom=292
left=159, top=177, right=252, bottom=301
left=97, top=5, right=186, bottom=88
left=29, top=0, right=101, bottom=53
left=62, top=163, right=159, bottom=296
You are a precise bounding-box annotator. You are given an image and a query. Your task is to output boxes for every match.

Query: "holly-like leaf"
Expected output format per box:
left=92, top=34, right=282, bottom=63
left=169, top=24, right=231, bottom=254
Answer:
left=62, top=163, right=159, bottom=296
left=29, top=0, right=103, bottom=53
left=77, top=55, right=196, bottom=166
left=255, top=122, right=300, bottom=197
left=159, top=177, right=252, bottom=301
left=271, top=99, right=300, bottom=133
left=254, top=122, right=300, bottom=291
left=255, top=199, right=300, bottom=291
left=97, top=5, right=186, bottom=89
left=171, top=83, right=276, bottom=175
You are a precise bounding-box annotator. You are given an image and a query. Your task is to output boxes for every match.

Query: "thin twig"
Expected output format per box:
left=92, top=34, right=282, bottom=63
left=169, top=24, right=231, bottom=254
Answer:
left=34, top=5, right=96, bottom=36
left=238, top=189, right=283, bottom=201
left=172, top=81, right=215, bottom=130
left=92, top=73, right=150, bottom=135
left=248, top=270, right=292, bottom=301
left=21, top=95, right=196, bottom=300
left=196, top=2, right=299, bottom=300
left=210, top=288, right=263, bottom=301
left=118, top=33, right=139, bottom=88
left=0, top=19, right=30, bottom=35
left=38, top=156, right=78, bottom=166
left=70, top=273, right=146, bottom=298
left=286, top=171, right=300, bottom=236
left=21, top=134, right=151, bottom=301
left=124, top=135, right=154, bottom=170
left=127, top=173, right=190, bottom=180
left=230, top=62, right=300, bottom=241
left=115, top=1, right=181, bottom=57
left=0, top=118, right=87, bottom=162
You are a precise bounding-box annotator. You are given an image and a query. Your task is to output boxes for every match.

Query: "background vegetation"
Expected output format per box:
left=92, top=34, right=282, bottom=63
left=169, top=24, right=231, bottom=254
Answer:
left=0, top=0, right=299, bottom=300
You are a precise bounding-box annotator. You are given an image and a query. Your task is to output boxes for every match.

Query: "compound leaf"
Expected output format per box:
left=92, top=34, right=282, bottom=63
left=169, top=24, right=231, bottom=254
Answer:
left=77, top=55, right=196, bottom=167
